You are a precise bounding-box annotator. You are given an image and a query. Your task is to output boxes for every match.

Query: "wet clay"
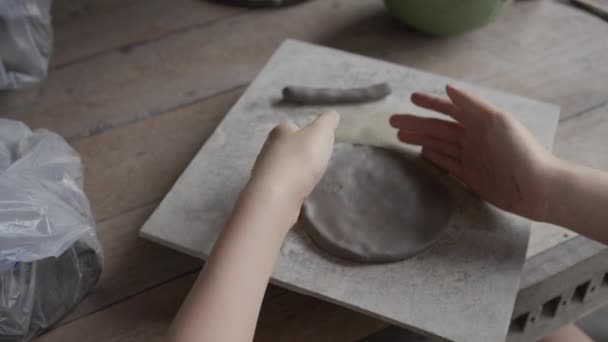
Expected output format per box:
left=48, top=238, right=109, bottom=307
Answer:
left=303, top=143, right=453, bottom=263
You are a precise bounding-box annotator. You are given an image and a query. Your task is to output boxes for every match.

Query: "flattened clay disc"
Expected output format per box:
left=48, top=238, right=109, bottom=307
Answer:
left=303, top=143, right=453, bottom=263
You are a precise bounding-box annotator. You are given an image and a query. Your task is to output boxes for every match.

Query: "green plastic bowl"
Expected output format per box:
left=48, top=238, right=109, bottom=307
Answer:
left=384, top=0, right=512, bottom=36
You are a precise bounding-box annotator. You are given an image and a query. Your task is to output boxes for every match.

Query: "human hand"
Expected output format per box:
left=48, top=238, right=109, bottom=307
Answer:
left=390, top=85, right=558, bottom=221
left=170, top=111, right=339, bottom=342
left=248, top=111, right=340, bottom=218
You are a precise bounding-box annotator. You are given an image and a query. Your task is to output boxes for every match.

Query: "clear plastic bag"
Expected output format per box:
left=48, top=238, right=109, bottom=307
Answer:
left=0, top=119, right=102, bottom=341
left=0, top=0, right=53, bottom=89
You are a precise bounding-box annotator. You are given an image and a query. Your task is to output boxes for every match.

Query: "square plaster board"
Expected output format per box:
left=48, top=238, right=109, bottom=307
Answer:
left=140, top=40, right=560, bottom=342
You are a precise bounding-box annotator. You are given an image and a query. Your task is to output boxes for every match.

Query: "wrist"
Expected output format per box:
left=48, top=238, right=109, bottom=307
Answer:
left=537, top=156, right=572, bottom=224
left=241, top=178, right=303, bottom=230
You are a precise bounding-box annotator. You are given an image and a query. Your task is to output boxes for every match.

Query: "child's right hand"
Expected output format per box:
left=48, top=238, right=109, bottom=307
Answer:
left=247, top=111, right=340, bottom=229
left=390, top=85, right=559, bottom=221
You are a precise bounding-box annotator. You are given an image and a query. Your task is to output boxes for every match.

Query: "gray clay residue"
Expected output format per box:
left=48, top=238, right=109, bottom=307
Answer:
left=303, top=143, right=453, bottom=264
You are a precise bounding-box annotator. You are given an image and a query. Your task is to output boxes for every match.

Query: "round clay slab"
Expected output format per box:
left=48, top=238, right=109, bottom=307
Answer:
left=303, top=143, right=453, bottom=263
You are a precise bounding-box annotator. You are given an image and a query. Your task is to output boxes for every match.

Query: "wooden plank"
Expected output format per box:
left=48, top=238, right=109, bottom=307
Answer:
left=1, top=0, right=381, bottom=139
left=392, top=0, right=608, bottom=118
left=52, top=0, right=142, bottom=24
left=59, top=199, right=285, bottom=325
left=51, top=86, right=284, bottom=327
left=38, top=274, right=197, bottom=342
left=0, top=83, right=241, bottom=330
left=65, top=203, right=202, bottom=323
left=6, top=0, right=605, bottom=141
left=75, top=87, right=241, bottom=221
left=479, top=1, right=608, bottom=117
left=38, top=272, right=384, bottom=342
left=41, top=89, right=246, bottom=326
left=51, top=0, right=244, bottom=68
left=42, top=0, right=606, bottom=258
left=255, top=292, right=387, bottom=342
left=554, top=103, right=608, bottom=169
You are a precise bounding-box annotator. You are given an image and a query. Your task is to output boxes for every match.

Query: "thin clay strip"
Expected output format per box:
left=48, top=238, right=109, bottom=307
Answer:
left=282, top=83, right=391, bottom=104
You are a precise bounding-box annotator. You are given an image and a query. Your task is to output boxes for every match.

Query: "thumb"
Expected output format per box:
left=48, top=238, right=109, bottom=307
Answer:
left=303, top=110, right=341, bottom=135
left=268, top=121, right=298, bottom=140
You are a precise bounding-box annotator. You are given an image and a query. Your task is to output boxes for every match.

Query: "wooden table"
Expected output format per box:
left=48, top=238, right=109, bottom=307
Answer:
left=3, top=0, right=607, bottom=340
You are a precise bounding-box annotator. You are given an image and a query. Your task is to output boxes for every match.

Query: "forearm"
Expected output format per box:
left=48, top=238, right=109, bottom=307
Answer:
left=544, top=159, right=608, bottom=245
left=168, top=182, right=300, bottom=342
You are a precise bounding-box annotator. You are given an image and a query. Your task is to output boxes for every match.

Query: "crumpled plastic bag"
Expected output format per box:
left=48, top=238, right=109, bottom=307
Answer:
left=0, top=119, right=103, bottom=341
left=0, top=0, right=53, bottom=90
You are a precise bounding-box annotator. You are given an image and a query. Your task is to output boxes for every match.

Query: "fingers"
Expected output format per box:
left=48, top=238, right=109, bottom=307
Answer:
left=268, top=110, right=340, bottom=147
left=308, top=110, right=341, bottom=131
left=390, top=114, right=463, bottom=143
left=300, top=110, right=340, bottom=142
left=410, top=92, right=462, bottom=120
left=269, top=109, right=339, bottom=139
left=422, top=147, right=463, bottom=180
left=397, top=131, right=460, bottom=159
left=445, top=84, right=500, bottom=119
left=410, top=84, right=505, bottom=125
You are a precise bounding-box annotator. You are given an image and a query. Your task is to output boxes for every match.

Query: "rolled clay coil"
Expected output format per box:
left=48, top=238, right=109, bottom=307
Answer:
left=282, top=83, right=391, bottom=105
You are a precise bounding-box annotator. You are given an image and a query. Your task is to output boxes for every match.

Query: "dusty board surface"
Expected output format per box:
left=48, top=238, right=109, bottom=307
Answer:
left=141, top=40, right=559, bottom=342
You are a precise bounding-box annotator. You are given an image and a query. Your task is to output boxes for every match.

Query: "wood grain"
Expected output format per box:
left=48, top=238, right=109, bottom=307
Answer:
left=75, top=87, right=241, bottom=221
left=59, top=201, right=285, bottom=326
left=38, top=274, right=198, bottom=342
left=18, top=0, right=608, bottom=340
left=255, top=292, right=387, bottom=342
left=32, top=88, right=245, bottom=328
left=38, top=273, right=383, bottom=342
left=5, top=0, right=607, bottom=141
left=51, top=0, right=244, bottom=68
left=64, top=203, right=202, bottom=323
left=329, top=0, right=608, bottom=118
left=554, top=103, right=608, bottom=169
left=52, top=0, right=144, bottom=24
left=1, top=0, right=380, bottom=139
